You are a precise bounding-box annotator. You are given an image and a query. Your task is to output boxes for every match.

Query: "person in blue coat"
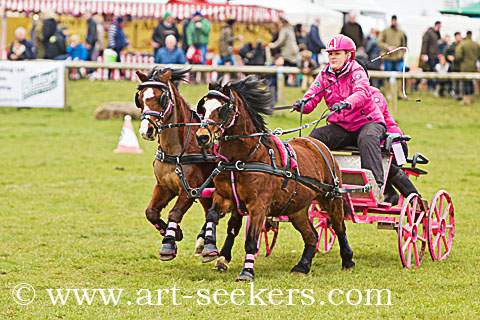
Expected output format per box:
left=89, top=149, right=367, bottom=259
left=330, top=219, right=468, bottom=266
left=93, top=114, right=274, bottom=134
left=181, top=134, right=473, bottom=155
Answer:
left=306, top=18, right=325, bottom=65
left=155, top=35, right=186, bottom=65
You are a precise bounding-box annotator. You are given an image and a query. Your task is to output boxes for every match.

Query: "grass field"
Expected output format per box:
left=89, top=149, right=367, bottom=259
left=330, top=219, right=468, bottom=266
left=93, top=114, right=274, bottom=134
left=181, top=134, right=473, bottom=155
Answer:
left=1, top=79, right=479, bottom=319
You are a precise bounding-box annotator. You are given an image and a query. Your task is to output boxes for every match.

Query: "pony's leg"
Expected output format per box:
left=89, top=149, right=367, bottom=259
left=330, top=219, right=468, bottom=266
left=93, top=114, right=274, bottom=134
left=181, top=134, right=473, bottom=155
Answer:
left=323, top=197, right=355, bottom=270
left=214, top=211, right=243, bottom=271
left=236, top=208, right=266, bottom=282
left=145, top=183, right=176, bottom=237
left=195, top=198, right=214, bottom=256
left=159, top=193, right=195, bottom=261
left=201, top=203, right=221, bottom=263
left=288, top=209, right=319, bottom=274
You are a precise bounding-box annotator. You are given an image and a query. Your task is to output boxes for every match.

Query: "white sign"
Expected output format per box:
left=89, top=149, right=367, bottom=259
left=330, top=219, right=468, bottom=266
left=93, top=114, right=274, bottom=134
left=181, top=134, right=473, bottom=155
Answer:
left=0, top=60, right=65, bottom=108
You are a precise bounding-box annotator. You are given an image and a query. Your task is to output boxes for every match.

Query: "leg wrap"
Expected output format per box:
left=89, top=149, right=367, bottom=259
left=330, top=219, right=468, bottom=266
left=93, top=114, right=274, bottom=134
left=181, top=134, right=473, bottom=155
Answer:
left=154, top=219, right=168, bottom=236
left=299, top=244, right=316, bottom=266
left=219, top=232, right=236, bottom=262
left=338, top=234, right=353, bottom=261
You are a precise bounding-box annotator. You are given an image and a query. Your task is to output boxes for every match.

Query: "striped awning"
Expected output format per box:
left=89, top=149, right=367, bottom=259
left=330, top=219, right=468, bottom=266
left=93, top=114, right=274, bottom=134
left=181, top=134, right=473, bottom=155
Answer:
left=0, top=0, right=283, bottom=22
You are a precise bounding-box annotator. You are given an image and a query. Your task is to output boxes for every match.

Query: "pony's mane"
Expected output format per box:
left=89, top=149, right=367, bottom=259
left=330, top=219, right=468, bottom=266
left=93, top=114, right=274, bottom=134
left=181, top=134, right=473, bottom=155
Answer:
left=145, top=66, right=190, bottom=83
left=212, top=76, right=274, bottom=134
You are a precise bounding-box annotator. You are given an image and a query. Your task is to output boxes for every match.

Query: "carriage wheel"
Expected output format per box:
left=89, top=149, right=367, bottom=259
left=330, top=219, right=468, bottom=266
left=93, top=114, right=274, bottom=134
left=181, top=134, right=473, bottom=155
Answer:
left=308, top=201, right=336, bottom=253
left=427, top=190, right=454, bottom=261
left=397, top=194, right=427, bottom=268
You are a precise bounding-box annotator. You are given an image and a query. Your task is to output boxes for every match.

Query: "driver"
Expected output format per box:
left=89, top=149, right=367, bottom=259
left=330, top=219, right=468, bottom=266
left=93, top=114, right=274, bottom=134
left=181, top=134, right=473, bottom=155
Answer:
left=293, top=35, right=386, bottom=188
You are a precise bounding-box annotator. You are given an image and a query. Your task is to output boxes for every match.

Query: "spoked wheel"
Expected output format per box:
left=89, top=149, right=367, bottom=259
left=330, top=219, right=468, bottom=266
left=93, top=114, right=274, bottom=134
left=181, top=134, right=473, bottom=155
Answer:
left=427, top=190, right=454, bottom=261
left=397, top=194, right=428, bottom=268
left=308, top=201, right=336, bottom=253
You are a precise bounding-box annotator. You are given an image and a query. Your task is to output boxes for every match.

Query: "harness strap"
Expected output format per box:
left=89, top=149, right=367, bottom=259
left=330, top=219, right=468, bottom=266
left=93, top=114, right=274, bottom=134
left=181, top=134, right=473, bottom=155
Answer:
left=155, top=150, right=217, bottom=164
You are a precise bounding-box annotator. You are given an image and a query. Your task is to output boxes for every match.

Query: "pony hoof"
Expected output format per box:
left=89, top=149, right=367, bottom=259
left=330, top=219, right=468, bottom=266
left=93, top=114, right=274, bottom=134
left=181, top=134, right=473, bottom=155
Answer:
left=159, top=243, right=177, bottom=261
left=201, top=244, right=219, bottom=263
left=342, top=260, right=356, bottom=270
left=213, top=256, right=229, bottom=271
left=290, top=263, right=310, bottom=275
left=235, top=269, right=254, bottom=282
left=194, top=237, right=205, bottom=257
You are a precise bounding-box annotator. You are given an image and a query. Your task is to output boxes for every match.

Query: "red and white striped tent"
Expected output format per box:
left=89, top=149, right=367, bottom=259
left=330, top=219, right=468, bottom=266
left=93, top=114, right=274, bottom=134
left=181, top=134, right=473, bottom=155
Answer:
left=0, top=0, right=283, bottom=22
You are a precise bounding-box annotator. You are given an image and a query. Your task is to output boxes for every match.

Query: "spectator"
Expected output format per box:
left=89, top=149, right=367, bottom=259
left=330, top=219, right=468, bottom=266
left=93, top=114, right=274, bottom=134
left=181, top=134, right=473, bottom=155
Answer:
left=41, top=10, right=57, bottom=52
left=421, top=21, right=441, bottom=72
left=84, top=12, right=98, bottom=62
left=44, top=24, right=69, bottom=60
left=67, top=34, right=88, bottom=60
left=239, top=41, right=265, bottom=66
left=181, top=16, right=191, bottom=53
left=365, top=28, right=382, bottom=87
left=267, top=17, right=298, bottom=66
left=186, top=11, right=211, bottom=65
left=455, top=31, right=480, bottom=105
left=365, top=28, right=381, bottom=68
left=8, top=27, right=36, bottom=60
left=444, top=32, right=462, bottom=98
left=298, top=49, right=317, bottom=91
left=434, top=55, right=451, bottom=97
left=268, top=54, right=285, bottom=106
left=219, top=17, right=242, bottom=65
left=294, top=23, right=307, bottom=45
left=378, top=15, right=406, bottom=72
left=306, top=18, right=325, bottom=65
left=154, top=34, right=186, bottom=64
left=152, top=12, right=180, bottom=57
left=90, top=14, right=105, bottom=62
left=30, top=14, right=45, bottom=59
left=340, top=11, right=364, bottom=48
left=108, top=17, right=131, bottom=80
left=439, top=34, right=450, bottom=55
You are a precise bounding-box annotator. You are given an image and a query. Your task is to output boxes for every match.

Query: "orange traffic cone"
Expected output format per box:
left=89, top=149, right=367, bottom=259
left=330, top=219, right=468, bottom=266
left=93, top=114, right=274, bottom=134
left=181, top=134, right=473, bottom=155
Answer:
left=114, top=115, right=143, bottom=154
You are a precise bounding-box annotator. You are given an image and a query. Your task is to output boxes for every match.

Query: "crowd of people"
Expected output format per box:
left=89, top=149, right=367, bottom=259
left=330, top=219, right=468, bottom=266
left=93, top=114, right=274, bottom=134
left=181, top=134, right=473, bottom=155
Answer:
left=6, top=10, right=480, bottom=103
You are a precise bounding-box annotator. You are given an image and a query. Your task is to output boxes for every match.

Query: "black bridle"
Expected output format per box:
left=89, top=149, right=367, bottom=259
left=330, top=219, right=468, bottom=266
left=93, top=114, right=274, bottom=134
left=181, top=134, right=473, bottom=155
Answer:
left=135, top=80, right=175, bottom=135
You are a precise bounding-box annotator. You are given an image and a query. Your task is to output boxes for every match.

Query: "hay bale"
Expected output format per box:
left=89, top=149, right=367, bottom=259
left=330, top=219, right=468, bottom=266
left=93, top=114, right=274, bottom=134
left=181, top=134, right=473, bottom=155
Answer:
left=94, top=102, right=141, bottom=120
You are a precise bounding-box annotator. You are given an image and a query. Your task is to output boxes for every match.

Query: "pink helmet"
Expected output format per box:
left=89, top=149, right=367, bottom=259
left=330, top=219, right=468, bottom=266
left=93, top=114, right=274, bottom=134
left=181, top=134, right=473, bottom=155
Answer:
left=326, top=35, right=356, bottom=60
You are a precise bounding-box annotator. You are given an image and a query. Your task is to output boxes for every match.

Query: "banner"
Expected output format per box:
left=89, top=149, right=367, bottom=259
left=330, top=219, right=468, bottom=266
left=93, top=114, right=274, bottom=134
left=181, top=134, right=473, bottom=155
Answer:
left=0, top=61, right=65, bottom=108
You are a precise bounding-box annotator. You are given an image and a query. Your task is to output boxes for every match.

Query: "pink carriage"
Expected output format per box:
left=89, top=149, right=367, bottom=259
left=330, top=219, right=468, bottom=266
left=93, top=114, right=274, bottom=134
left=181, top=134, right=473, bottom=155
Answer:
left=255, top=142, right=455, bottom=269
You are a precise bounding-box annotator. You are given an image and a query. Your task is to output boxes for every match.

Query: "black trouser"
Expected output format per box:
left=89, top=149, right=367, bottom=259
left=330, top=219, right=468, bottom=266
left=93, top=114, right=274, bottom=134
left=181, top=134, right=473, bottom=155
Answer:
left=463, top=80, right=474, bottom=95
left=310, top=122, right=386, bottom=185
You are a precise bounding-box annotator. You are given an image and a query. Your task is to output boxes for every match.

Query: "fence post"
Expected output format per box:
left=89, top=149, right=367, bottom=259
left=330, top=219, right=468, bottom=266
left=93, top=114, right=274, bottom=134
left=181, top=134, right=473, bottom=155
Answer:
left=277, top=66, right=285, bottom=106
left=389, top=73, right=398, bottom=120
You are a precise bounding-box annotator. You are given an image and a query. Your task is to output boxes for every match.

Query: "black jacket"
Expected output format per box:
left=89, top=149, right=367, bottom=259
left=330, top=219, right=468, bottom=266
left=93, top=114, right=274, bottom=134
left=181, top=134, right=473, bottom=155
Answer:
left=152, top=20, right=180, bottom=48
left=44, top=30, right=66, bottom=59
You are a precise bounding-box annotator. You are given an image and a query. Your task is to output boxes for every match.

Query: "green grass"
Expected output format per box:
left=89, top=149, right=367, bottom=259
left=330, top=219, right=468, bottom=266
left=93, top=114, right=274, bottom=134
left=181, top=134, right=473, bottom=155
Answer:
left=0, top=80, right=479, bottom=319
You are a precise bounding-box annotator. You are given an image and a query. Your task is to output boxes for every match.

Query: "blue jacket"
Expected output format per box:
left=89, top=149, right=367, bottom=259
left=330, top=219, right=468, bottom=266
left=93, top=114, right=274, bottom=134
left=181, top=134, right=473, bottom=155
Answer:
left=306, top=24, right=325, bottom=54
left=67, top=43, right=88, bottom=60
left=154, top=46, right=186, bottom=64
left=108, top=23, right=129, bottom=52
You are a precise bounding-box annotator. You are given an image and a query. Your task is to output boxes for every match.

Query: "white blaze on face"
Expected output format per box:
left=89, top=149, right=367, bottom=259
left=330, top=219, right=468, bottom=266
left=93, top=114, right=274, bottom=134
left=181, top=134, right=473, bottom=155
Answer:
left=203, top=99, right=222, bottom=119
left=139, top=88, right=155, bottom=139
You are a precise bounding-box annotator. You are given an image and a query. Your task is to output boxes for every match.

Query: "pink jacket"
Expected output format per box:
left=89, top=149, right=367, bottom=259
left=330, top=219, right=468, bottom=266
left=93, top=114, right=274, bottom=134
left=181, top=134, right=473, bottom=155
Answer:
left=370, top=87, right=404, bottom=135
left=301, top=60, right=385, bottom=132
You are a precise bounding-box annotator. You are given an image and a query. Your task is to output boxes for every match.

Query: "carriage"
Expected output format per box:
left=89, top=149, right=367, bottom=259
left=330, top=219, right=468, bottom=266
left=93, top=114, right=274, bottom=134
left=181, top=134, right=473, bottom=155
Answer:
left=256, top=135, right=455, bottom=269
left=134, top=68, right=454, bottom=281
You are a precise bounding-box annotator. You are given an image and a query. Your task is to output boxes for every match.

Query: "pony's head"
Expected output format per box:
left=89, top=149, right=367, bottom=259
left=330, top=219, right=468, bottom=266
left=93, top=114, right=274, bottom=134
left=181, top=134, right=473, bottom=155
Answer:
left=135, top=67, right=188, bottom=141
left=196, top=76, right=274, bottom=149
